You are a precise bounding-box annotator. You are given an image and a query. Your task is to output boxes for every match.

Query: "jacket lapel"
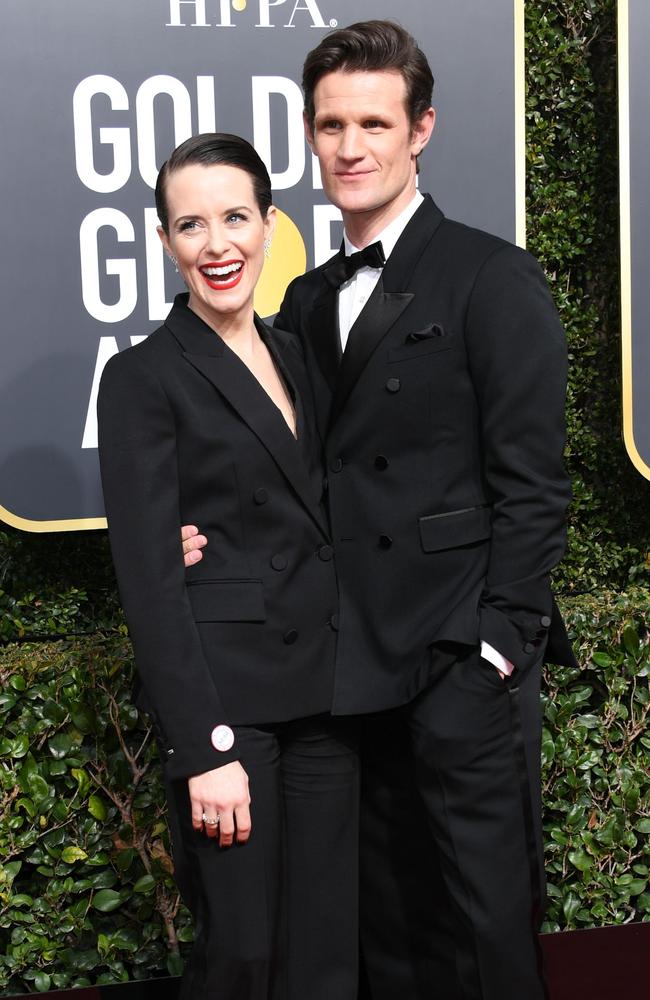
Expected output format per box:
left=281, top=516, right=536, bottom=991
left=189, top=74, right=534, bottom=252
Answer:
left=165, top=296, right=328, bottom=536
left=329, top=282, right=413, bottom=426
left=327, top=196, right=445, bottom=427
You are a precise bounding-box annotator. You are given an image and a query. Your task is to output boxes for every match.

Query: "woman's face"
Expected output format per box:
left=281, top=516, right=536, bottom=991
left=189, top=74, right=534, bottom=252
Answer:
left=159, top=163, right=275, bottom=331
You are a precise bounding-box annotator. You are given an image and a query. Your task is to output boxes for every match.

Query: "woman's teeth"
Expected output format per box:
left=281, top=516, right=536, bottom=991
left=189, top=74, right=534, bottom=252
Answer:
left=202, top=263, right=243, bottom=278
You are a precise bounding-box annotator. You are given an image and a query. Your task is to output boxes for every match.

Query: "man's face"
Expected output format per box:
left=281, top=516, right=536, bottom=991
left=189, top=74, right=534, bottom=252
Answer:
left=305, top=69, right=434, bottom=231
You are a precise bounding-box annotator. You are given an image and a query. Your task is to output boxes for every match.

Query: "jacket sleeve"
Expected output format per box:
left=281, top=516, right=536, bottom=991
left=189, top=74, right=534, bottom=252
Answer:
left=465, top=244, right=572, bottom=670
left=97, top=349, right=239, bottom=779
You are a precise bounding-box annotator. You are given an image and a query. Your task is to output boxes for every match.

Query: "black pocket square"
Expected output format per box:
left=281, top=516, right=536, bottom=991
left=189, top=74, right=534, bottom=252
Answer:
left=407, top=323, right=446, bottom=342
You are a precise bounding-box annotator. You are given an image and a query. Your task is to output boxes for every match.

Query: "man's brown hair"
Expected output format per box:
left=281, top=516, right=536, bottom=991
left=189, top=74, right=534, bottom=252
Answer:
left=302, top=20, right=434, bottom=131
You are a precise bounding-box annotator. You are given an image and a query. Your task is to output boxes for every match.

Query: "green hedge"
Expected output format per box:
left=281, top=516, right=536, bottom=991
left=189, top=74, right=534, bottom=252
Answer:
left=0, top=637, right=193, bottom=994
left=526, top=0, right=650, bottom=588
left=1, top=0, right=650, bottom=993
left=541, top=592, right=650, bottom=932
left=1, top=592, right=648, bottom=993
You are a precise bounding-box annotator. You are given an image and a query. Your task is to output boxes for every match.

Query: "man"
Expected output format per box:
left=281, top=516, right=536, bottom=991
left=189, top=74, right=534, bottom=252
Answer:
left=182, top=19, right=575, bottom=999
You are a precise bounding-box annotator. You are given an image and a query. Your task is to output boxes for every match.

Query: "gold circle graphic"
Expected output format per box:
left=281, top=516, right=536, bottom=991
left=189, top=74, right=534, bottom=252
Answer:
left=232, top=0, right=247, bottom=12
left=255, top=209, right=307, bottom=318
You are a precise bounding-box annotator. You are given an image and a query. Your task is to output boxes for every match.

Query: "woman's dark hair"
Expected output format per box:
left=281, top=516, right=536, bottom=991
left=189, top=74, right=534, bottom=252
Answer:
left=155, top=133, right=272, bottom=234
left=302, top=20, right=434, bottom=131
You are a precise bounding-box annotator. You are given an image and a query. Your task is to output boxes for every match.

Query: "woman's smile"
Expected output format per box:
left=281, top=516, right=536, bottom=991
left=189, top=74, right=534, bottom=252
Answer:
left=199, top=259, right=244, bottom=290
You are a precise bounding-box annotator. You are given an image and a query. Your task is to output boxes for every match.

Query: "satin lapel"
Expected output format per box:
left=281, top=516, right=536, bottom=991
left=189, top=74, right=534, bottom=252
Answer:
left=184, top=349, right=328, bottom=535
left=327, top=195, right=445, bottom=428
left=381, top=194, right=445, bottom=292
left=165, top=300, right=327, bottom=535
left=329, top=280, right=413, bottom=427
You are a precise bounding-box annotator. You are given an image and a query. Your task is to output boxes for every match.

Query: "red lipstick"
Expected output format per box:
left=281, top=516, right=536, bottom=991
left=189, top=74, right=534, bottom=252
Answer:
left=199, top=259, right=244, bottom=290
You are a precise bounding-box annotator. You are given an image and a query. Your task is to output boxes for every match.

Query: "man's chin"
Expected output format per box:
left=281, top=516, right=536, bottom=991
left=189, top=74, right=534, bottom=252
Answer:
left=327, top=191, right=377, bottom=216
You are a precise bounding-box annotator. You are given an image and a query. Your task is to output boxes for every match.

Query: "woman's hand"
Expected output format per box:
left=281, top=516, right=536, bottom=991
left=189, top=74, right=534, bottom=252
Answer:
left=188, top=761, right=251, bottom=847
left=181, top=524, right=207, bottom=566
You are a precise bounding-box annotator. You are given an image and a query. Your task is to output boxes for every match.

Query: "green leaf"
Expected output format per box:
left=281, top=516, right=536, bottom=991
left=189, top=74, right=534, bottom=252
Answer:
left=133, top=875, right=156, bottom=894
left=27, top=773, right=51, bottom=802
left=88, top=794, right=107, bottom=822
left=622, top=626, right=639, bottom=657
left=70, top=704, right=95, bottom=733
left=167, top=953, right=184, bottom=977
left=61, top=846, right=88, bottom=864
left=591, top=652, right=613, bottom=668
left=568, top=849, right=593, bottom=872
left=11, top=734, right=30, bottom=758
left=33, top=972, right=52, bottom=993
left=10, top=894, right=34, bottom=907
left=562, top=893, right=581, bottom=924
left=71, top=768, right=91, bottom=798
left=4, top=860, right=22, bottom=879
left=48, top=733, right=73, bottom=759
left=92, top=889, right=124, bottom=913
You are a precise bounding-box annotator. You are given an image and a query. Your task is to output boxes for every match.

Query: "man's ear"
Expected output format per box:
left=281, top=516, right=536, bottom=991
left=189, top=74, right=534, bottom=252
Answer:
left=303, top=110, right=316, bottom=153
left=411, top=107, right=436, bottom=157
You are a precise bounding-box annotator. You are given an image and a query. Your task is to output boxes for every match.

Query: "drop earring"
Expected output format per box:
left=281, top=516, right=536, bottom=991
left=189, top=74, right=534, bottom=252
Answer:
left=264, top=239, right=272, bottom=260
left=168, top=254, right=178, bottom=272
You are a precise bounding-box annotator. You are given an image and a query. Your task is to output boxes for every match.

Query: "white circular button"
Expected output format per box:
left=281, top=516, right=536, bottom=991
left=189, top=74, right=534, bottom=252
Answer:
left=210, top=724, right=235, bottom=752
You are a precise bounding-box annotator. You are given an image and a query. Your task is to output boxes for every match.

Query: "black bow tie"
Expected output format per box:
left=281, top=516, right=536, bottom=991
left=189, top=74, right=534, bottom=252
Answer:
left=324, top=241, right=385, bottom=289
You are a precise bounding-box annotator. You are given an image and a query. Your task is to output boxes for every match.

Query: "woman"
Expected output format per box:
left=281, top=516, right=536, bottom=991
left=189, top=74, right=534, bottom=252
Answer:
left=97, top=133, right=359, bottom=1000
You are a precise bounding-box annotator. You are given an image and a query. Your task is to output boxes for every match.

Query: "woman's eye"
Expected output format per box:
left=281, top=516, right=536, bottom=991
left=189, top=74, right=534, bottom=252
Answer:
left=179, top=220, right=197, bottom=232
left=227, top=212, right=246, bottom=224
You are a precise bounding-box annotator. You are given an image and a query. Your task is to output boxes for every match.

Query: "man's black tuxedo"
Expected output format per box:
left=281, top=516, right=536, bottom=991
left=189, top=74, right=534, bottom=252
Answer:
left=277, top=194, right=574, bottom=711
left=275, top=195, right=574, bottom=1000
left=98, top=294, right=339, bottom=781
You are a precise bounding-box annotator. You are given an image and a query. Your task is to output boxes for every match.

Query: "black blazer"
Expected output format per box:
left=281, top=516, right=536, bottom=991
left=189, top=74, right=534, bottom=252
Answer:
left=276, top=195, right=575, bottom=715
left=98, top=294, right=338, bottom=780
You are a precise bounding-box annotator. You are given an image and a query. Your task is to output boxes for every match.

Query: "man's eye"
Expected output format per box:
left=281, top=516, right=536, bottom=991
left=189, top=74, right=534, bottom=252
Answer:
left=364, top=120, right=384, bottom=129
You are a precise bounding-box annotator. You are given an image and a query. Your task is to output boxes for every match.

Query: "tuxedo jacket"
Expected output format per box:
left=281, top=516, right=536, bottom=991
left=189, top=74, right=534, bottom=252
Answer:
left=98, top=294, right=338, bottom=780
left=275, top=195, right=575, bottom=715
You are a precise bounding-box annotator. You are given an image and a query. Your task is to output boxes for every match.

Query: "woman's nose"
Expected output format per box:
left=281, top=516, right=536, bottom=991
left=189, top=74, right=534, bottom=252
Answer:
left=203, top=223, right=230, bottom=257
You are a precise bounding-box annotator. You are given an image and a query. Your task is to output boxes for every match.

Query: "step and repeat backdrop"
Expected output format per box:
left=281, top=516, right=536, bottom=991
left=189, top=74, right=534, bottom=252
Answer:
left=619, top=0, right=650, bottom=482
left=0, top=0, right=524, bottom=531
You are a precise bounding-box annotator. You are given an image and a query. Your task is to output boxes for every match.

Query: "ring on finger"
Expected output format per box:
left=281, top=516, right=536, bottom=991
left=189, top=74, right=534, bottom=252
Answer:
left=202, top=813, right=220, bottom=826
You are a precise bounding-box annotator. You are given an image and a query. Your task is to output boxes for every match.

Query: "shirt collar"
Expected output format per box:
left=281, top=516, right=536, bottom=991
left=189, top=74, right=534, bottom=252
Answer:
left=343, top=190, right=424, bottom=260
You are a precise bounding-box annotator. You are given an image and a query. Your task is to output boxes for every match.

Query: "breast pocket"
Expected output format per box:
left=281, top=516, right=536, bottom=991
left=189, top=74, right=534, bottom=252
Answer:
left=419, top=505, right=492, bottom=553
left=186, top=580, right=266, bottom=622
left=388, top=324, right=453, bottom=363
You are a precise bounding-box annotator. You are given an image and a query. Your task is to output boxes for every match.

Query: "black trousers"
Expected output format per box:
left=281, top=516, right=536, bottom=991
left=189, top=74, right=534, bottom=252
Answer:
left=358, top=646, right=547, bottom=1000
left=165, top=715, right=360, bottom=1000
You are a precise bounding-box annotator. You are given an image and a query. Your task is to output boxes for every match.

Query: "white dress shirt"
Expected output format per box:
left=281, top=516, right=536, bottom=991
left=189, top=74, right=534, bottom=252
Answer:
left=337, top=192, right=514, bottom=677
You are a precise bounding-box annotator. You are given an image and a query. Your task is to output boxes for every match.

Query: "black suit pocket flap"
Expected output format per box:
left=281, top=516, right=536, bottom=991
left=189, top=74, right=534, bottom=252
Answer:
left=187, top=579, right=266, bottom=622
left=419, top=505, right=492, bottom=553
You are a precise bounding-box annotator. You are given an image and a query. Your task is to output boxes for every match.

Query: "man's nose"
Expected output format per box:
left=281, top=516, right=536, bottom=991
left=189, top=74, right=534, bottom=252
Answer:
left=338, top=125, right=364, bottom=159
